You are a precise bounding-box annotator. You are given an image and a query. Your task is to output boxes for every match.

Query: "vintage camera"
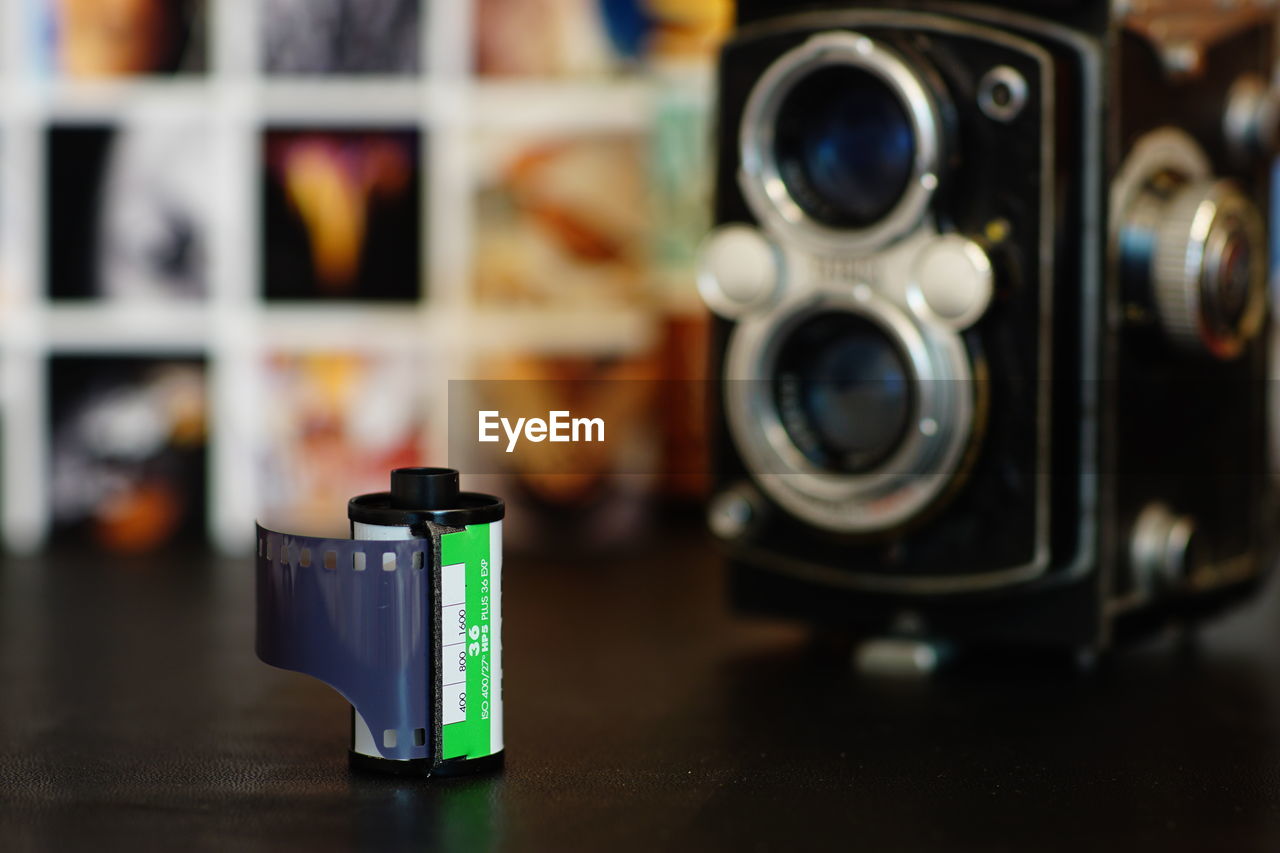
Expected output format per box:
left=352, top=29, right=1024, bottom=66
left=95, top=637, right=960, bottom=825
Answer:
left=701, top=0, right=1280, bottom=658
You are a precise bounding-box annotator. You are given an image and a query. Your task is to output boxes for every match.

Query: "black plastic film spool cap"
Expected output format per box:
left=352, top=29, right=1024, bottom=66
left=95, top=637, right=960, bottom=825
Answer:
left=348, top=467, right=504, bottom=528
left=391, top=467, right=458, bottom=509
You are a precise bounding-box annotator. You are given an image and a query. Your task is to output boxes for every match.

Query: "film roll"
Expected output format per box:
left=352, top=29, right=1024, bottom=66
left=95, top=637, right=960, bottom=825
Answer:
left=256, top=468, right=504, bottom=776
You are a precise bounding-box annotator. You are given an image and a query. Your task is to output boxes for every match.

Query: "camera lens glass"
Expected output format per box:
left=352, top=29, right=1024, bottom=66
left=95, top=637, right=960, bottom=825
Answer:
left=773, top=65, right=916, bottom=228
left=774, top=312, right=914, bottom=474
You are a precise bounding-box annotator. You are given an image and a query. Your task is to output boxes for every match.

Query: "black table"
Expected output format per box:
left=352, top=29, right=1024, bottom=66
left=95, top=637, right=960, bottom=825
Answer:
left=5, top=524, right=1280, bottom=851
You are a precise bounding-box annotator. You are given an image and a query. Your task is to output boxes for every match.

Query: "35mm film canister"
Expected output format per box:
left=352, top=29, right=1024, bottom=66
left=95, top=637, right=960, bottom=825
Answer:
left=256, top=467, right=505, bottom=776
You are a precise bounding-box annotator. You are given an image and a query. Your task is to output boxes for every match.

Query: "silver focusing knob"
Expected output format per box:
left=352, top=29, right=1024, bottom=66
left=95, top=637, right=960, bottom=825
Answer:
left=1130, top=503, right=1200, bottom=594
left=1150, top=179, right=1266, bottom=359
left=907, top=234, right=994, bottom=330
left=708, top=484, right=759, bottom=540
left=697, top=225, right=781, bottom=319
left=1224, top=73, right=1280, bottom=166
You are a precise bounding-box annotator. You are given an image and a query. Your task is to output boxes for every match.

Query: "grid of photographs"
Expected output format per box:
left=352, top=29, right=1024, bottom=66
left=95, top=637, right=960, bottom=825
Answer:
left=48, top=355, right=208, bottom=553
left=474, top=0, right=731, bottom=76
left=472, top=131, right=650, bottom=308
left=465, top=351, right=664, bottom=551
left=262, top=128, right=423, bottom=302
left=0, top=0, right=728, bottom=555
left=34, top=0, right=209, bottom=77
left=258, top=350, right=430, bottom=538
left=48, top=124, right=212, bottom=301
left=261, top=0, right=422, bottom=76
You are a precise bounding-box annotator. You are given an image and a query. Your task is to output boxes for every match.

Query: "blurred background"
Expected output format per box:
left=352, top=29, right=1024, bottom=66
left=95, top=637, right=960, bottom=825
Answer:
left=0, top=0, right=734, bottom=556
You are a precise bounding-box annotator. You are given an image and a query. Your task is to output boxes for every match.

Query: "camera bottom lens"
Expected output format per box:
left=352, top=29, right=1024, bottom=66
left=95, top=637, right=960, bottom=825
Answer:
left=773, top=312, right=914, bottom=474
left=725, top=290, right=977, bottom=535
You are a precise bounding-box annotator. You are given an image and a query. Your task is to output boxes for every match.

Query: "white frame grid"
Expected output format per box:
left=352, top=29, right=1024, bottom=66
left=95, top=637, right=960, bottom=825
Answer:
left=0, top=0, right=710, bottom=555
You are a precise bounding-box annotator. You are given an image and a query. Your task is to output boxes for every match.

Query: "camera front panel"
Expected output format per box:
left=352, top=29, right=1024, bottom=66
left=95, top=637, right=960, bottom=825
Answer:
left=706, top=9, right=1096, bottom=594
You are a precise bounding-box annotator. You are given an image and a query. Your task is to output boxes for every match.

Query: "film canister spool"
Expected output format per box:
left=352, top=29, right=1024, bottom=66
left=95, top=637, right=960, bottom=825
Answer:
left=256, top=467, right=505, bottom=776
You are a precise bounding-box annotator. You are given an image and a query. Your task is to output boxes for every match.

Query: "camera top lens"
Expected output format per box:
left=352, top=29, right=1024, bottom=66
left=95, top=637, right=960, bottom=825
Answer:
left=774, top=311, right=914, bottom=474
left=773, top=65, right=916, bottom=229
left=738, top=32, right=943, bottom=252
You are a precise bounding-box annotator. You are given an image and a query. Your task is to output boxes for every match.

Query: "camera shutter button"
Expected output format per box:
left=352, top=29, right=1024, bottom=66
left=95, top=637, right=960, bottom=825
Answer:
left=698, top=225, right=781, bottom=319
left=908, top=235, right=994, bottom=330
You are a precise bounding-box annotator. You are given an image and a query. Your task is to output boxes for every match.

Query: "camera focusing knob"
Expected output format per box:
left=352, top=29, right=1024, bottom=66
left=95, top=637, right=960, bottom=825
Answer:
left=1150, top=179, right=1265, bottom=359
left=698, top=225, right=782, bottom=319
left=708, top=484, right=762, bottom=540
left=907, top=235, right=994, bottom=330
left=1224, top=72, right=1280, bottom=166
left=1130, top=503, right=1200, bottom=594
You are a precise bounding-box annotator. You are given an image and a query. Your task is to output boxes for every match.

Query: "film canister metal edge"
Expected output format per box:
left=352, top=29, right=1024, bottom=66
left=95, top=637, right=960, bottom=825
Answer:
left=255, top=466, right=505, bottom=777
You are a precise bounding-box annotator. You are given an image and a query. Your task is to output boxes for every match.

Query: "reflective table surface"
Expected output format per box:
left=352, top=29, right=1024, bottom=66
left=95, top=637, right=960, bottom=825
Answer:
left=4, top=525, right=1280, bottom=851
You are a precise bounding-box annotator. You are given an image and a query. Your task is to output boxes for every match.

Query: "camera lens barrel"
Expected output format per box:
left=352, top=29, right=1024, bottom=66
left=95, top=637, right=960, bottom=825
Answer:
left=739, top=31, right=944, bottom=252
left=773, top=311, right=916, bottom=474
left=724, top=289, right=976, bottom=535
left=772, top=63, right=917, bottom=228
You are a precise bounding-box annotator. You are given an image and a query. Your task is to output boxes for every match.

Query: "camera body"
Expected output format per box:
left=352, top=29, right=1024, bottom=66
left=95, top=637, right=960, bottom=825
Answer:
left=702, top=0, right=1279, bottom=653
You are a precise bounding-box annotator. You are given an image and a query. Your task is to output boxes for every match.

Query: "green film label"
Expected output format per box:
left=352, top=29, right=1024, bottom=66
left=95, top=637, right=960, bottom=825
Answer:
left=440, top=521, right=503, bottom=760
